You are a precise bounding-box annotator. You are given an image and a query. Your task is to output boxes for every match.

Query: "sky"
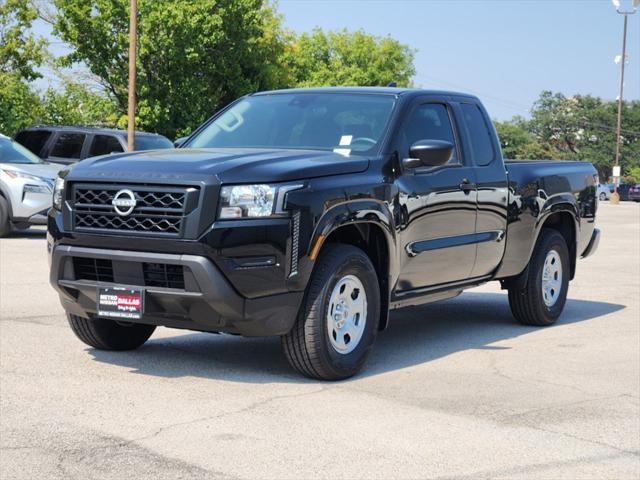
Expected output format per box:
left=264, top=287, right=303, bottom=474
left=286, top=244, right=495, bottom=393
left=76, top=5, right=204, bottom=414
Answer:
left=34, top=0, right=640, bottom=121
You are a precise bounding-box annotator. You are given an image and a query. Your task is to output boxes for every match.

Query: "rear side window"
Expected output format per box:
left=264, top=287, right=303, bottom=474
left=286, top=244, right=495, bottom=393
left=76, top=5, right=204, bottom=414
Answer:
left=460, top=103, right=495, bottom=166
left=14, top=130, right=51, bottom=156
left=50, top=133, right=86, bottom=159
left=89, top=135, right=124, bottom=157
left=132, top=135, right=173, bottom=151
left=403, top=103, right=458, bottom=164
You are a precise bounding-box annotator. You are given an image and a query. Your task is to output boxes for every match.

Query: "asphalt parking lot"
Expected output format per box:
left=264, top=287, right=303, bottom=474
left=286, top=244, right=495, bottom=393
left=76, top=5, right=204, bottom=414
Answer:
left=1, top=202, right=638, bottom=479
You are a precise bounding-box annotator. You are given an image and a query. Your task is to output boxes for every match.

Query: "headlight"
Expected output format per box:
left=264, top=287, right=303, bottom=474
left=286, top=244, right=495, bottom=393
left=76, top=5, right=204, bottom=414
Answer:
left=219, top=184, right=276, bottom=219
left=1, top=169, right=48, bottom=183
left=52, top=176, right=65, bottom=210
left=218, top=184, right=303, bottom=219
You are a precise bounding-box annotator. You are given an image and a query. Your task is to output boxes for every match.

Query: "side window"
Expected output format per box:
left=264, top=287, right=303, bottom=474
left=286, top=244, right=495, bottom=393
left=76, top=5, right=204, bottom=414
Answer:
left=460, top=103, right=495, bottom=166
left=14, top=130, right=51, bottom=156
left=89, top=135, right=124, bottom=157
left=403, top=103, right=458, bottom=164
left=50, top=133, right=86, bottom=159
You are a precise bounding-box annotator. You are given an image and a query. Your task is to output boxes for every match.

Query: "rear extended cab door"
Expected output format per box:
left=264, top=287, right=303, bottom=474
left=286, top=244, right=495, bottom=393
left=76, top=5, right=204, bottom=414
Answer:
left=453, top=98, right=509, bottom=277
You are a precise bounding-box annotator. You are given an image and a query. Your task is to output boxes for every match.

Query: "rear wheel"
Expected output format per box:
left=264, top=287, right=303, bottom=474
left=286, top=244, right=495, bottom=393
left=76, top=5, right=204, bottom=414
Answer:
left=67, top=314, right=155, bottom=350
left=282, top=244, right=380, bottom=380
left=0, top=196, right=11, bottom=237
left=508, top=229, right=570, bottom=326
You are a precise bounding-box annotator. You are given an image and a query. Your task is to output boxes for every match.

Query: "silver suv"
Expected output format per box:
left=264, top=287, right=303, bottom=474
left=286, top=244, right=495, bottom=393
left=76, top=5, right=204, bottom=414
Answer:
left=0, top=134, right=63, bottom=236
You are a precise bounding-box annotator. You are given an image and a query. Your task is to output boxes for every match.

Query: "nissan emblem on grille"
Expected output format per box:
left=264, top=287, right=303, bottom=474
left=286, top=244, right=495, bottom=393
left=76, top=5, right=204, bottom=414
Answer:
left=111, top=189, right=137, bottom=216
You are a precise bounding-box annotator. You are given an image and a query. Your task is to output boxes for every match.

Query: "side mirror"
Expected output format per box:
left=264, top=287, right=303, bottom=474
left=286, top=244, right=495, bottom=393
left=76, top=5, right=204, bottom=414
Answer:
left=403, top=140, right=454, bottom=169
left=174, top=136, right=188, bottom=148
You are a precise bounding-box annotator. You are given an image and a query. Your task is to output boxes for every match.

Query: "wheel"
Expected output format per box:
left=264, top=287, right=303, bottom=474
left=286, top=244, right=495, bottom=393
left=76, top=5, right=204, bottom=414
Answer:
left=599, top=192, right=607, bottom=201
left=0, top=196, right=11, bottom=237
left=281, top=244, right=380, bottom=380
left=508, top=229, right=570, bottom=326
left=67, top=313, right=155, bottom=350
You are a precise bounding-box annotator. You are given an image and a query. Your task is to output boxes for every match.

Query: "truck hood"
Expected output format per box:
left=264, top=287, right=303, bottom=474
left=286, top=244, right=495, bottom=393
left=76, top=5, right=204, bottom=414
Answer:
left=67, top=148, right=370, bottom=184
left=0, top=162, right=63, bottom=180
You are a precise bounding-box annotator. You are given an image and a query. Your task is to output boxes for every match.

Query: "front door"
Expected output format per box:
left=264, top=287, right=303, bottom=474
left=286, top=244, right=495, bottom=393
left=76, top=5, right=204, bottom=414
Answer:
left=395, top=100, right=478, bottom=292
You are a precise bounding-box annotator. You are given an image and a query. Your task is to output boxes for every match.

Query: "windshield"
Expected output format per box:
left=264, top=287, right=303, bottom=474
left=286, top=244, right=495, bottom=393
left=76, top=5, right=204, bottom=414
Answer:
left=188, top=93, right=397, bottom=155
left=0, top=138, right=42, bottom=164
left=131, top=135, right=173, bottom=151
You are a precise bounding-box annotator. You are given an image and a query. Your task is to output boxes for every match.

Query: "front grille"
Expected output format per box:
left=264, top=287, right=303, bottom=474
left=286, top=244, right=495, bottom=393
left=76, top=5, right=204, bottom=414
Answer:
left=72, top=184, right=198, bottom=237
left=73, top=257, right=114, bottom=283
left=143, top=263, right=185, bottom=289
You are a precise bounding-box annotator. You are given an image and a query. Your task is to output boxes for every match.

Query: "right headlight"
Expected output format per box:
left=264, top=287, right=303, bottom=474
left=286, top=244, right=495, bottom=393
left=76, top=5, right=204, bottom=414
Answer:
left=218, top=183, right=303, bottom=220
left=52, top=175, right=65, bottom=211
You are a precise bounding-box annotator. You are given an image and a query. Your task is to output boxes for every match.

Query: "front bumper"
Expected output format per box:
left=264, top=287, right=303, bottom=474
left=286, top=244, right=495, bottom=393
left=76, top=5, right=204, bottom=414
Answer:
left=49, top=245, right=303, bottom=336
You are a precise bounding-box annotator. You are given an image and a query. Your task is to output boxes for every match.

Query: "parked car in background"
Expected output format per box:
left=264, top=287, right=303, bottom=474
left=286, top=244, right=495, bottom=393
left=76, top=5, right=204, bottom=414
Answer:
left=14, top=126, right=173, bottom=165
left=610, top=182, right=634, bottom=201
left=628, top=184, right=640, bottom=202
left=0, top=134, right=63, bottom=236
left=597, top=184, right=611, bottom=201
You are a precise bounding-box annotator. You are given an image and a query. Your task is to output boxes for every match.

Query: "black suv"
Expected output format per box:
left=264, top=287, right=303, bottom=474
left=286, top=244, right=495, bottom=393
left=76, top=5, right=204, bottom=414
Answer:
left=15, top=126, right=173, bottom=165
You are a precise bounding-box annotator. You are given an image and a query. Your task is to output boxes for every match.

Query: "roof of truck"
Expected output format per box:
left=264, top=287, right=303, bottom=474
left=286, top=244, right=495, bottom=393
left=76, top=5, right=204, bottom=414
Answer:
left=253, top=86, right=479, bottom=99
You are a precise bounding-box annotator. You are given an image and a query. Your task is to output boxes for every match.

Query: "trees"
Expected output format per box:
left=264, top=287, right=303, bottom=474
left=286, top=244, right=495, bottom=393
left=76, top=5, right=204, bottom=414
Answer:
left=53, top=0, right=289, bottom=138
left=493, top=92, right=640, bottom=179
left=0, top=0, right=47, bottom=81
left=0, top=0, right=48, bottom=136
left=51, top=1, right=416, bottom=138
left=283, top=28, right=415, bottom=88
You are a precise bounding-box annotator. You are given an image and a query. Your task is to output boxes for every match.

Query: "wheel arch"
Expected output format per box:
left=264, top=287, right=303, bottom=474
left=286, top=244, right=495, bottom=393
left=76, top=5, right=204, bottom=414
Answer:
left=307, top=201, right=397, bottom=330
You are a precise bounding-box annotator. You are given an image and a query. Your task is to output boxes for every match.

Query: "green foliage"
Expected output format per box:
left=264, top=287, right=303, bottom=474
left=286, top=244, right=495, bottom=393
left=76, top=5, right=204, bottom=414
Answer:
left=53, top=0, right=289, bottom=138
left=522, top=91, right=640, bottom=178
left=0, top=0, right=47, bottom=81
left=39, top=82, right=120, bottom=127
left=626, top=166, right=640, bottom=183
left=493, top=120, right=555, bottom=160
left=283, top=28, right=415, bottom=88
left=51, top=1, right=416, bottom=138
left=0, top=72, right=42, bottom=136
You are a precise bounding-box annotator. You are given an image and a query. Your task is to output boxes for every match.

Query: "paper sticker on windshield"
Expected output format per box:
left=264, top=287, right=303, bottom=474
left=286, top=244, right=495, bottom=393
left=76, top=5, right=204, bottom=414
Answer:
left=333, top=148, right=351, bottom=157
left=339, top=135, right=353, bottom=146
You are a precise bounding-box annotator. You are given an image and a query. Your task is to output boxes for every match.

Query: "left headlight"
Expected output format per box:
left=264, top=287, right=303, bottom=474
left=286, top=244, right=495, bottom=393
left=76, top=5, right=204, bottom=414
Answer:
left=52, top=175, right=65, bottom=211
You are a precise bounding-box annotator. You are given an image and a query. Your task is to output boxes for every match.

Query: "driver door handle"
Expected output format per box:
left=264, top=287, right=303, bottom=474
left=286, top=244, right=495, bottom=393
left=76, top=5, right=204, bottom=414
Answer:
left=459, top=179, right=477, bottom=193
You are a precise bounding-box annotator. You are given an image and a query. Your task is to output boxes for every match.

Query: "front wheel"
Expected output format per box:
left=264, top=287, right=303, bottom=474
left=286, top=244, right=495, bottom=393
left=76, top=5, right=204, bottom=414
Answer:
left=508, top=229, right=570, bottom=326
left=67, top=314, right=155, bottom=350
left=282, top=244, right=380, bottom=380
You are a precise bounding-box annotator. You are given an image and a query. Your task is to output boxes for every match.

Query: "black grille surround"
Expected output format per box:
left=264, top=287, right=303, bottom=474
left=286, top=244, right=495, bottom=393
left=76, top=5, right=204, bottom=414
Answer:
left=71, top=184, right=199, bottom=238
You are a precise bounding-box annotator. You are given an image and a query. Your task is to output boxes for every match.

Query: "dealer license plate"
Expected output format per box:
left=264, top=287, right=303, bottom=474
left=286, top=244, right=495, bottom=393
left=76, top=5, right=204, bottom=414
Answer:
left=97, top=287, right=144, bottom=320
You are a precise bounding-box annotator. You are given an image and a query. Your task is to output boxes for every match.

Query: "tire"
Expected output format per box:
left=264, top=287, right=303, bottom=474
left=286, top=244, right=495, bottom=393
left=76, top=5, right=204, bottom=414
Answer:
left=508, top=229, right=570, bottom=326
left=282, top=244, right=380, bottom=380
left=0, top=196, right=11, bottom=237
left=599, top=192, right=607, bottom=201
left=67, top=313, right=155, bottom=350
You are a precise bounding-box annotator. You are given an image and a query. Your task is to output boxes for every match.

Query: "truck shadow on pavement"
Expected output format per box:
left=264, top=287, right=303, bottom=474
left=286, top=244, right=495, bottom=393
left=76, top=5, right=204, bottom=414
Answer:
left=89, top=292, right=625, bottom=383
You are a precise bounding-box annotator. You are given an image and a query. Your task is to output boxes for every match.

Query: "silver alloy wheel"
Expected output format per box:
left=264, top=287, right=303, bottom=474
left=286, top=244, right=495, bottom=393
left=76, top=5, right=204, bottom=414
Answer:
left=542, top=250, right=563, bottom=307
left=326, top=274, right=367, bottom=354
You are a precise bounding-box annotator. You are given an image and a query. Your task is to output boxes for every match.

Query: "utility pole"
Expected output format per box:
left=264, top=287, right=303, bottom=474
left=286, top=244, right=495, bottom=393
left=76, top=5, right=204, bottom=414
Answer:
left=127, top=0, right=137, bottom=152
left=611, top=0, right=638, bottom=204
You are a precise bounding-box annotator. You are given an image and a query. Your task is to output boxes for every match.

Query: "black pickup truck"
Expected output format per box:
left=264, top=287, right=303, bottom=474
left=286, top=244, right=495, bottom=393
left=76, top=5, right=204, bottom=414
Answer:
left=48, top=87, right=600, bottom=380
